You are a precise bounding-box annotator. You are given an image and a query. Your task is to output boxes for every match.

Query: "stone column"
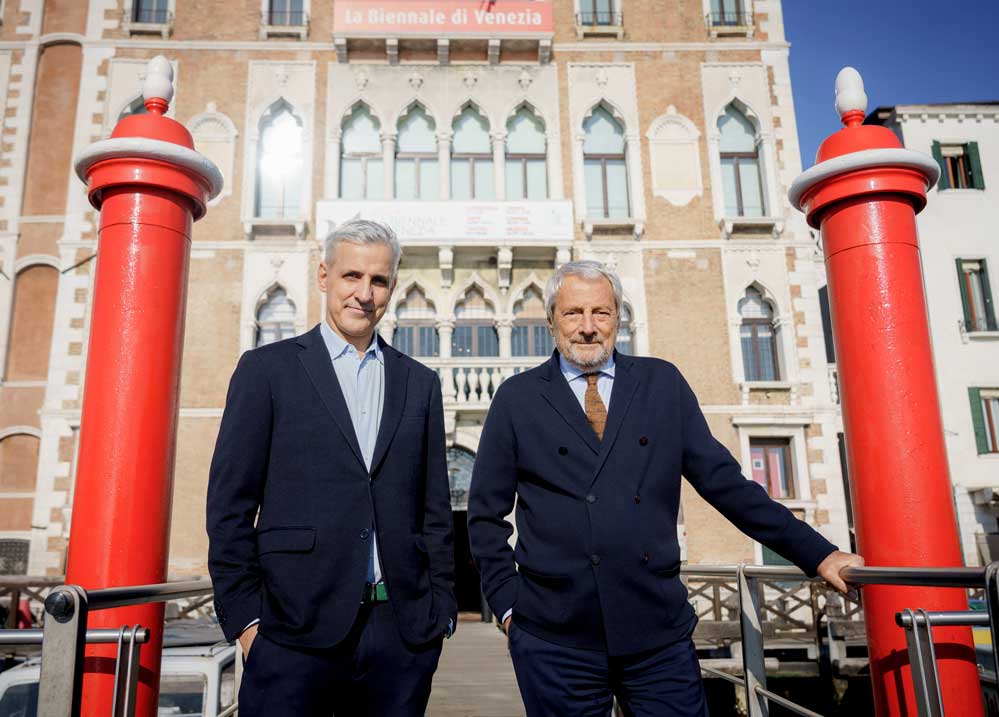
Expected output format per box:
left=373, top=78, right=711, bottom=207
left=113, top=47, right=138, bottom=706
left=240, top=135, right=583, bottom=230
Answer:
left=380, top=130, right=396, bottom=198
left=496, top=318, right=513, bottom=358
left=437, top=130, right=451, bottom=200
left=491, top=130, right=506, bottom=200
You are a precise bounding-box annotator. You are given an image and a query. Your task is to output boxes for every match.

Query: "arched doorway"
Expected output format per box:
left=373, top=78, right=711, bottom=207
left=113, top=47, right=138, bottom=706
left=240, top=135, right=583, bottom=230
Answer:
left=447, top=446, right=485, bottom=616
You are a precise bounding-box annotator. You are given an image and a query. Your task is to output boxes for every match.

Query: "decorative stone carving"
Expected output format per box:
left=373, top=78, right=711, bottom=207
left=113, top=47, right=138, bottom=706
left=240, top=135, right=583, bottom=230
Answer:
left=407, top=70, right=424, bottom=92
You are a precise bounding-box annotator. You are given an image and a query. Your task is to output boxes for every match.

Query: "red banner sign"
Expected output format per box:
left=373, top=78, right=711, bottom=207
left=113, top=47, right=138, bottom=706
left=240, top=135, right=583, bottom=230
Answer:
left=334, top=0, right=553, bottom=35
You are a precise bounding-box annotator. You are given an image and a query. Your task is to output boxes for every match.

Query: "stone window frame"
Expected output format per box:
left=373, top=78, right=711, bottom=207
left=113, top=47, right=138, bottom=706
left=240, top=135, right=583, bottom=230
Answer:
left=573, top=0, right=624, bottom=39
left=732, top=418, right=816, bottom=520
left=706, top=96, right=781, bottom=238
left=122, top=0, right=175, bottom=38
left=259, top=0, right=311, bottom=40
left=569, top=77, right=647, bottom=241
left=242, top=95, right=313, bottom=240
left=727, top=281, right=795, bottom=396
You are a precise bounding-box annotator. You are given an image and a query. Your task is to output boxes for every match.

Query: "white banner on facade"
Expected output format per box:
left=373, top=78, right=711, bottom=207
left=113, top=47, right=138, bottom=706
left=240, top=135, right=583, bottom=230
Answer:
left=316, top=200, right=574, bottom=243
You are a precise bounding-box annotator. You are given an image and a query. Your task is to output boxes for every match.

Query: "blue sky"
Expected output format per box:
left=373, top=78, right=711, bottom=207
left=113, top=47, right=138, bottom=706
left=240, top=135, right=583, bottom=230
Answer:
left=783, top=0, right=999, bottom=169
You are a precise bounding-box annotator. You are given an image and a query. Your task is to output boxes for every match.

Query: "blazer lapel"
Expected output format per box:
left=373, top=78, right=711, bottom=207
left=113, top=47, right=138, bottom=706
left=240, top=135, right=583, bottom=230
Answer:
left=538, top=353, right=601, bottom=455
left=369, top=337, right=409, bottom=476
left=589, top=352, right=640, bottom=486
left=296, top=325, right=366, bottom=471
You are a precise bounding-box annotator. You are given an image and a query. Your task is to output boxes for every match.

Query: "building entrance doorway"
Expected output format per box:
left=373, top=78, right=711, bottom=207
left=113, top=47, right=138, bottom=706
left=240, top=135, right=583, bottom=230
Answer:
left=447, top=446, right=486, bottom=616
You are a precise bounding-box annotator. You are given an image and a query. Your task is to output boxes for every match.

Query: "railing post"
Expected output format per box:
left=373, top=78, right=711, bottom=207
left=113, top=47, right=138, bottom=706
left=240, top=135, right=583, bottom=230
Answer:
left=898, top=609, right=943, bottom=717
left=737, top=565, right=769, bottom=717
left=39, top=585, right=89, bottom=717
left=111, top=625, right=144, bottom=717
left=985, top=561, right=999, bottom=680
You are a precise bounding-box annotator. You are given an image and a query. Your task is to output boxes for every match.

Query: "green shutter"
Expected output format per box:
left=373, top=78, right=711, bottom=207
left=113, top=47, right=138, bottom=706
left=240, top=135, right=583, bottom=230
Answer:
left=982, top=261, right=997, bottom=331
left=969, top=388, right=990, bottom=454
left=968, top=141, right=985, bottom=190
left=956, top=259, right=973, bottom=329
left=932, top=141, right=948, bottom=190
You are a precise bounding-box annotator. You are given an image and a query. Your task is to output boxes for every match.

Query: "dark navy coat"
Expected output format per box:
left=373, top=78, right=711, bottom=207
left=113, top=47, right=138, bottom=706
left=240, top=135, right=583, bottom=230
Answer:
left=467, top=351, right=836, bottom=656
left=207, top=325, right=456, bottom=649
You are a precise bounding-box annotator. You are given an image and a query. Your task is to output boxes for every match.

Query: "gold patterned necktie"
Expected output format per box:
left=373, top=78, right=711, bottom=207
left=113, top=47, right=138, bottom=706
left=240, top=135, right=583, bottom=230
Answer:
left=584, top=373, right=607, bottom=441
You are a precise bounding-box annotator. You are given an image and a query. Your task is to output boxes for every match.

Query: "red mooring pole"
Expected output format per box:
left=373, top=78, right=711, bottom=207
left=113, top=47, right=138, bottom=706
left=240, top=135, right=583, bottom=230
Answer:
left=790, top=68, right=982, bottom=715
left=67, top=57, right=221, bottom=717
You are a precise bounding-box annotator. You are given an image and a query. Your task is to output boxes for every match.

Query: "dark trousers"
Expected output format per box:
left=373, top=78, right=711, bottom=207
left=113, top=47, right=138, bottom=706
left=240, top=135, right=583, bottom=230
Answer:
left=238, top=602, right=443, bottom=717
left=509, top=622, right=709, bottom=717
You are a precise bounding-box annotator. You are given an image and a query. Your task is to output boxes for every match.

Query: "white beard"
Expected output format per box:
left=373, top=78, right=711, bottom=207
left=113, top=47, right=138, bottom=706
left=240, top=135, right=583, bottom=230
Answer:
left=560, top=340, right=613, bottom=372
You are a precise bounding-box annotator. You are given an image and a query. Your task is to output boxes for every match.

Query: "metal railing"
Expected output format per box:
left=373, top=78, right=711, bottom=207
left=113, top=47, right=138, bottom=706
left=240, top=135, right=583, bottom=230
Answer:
left=264, top=9, right=307, bottom=26
left=0, top=579, right=214, bottom=717
left=2, top=564, right=995, bottom=716
left=706, top=10, right=753, bottom=27
left=682, top=562, right=996, bottom=717
left=131, top=7, right=171, bottom=24
left=576, top=11, right=623, bottom=26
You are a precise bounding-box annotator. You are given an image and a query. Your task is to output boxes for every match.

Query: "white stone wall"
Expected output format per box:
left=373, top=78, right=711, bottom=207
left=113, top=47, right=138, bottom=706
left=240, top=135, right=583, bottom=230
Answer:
left=891, top=106, right=999, bottom=565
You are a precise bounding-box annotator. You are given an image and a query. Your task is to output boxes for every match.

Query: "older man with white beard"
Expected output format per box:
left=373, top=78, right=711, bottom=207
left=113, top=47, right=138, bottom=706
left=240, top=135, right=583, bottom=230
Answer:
left=467, top=260, right=862, bottom=716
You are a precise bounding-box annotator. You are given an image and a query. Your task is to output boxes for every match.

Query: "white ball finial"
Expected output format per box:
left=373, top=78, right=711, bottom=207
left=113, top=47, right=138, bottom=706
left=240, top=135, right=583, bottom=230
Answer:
left=142, top=55, right=174, bottom=104
left=834, top=66, right=867, bottom=119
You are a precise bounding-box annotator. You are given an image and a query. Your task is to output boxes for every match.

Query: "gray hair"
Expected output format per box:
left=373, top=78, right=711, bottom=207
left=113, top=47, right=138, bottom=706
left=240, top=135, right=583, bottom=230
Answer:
left=324, top=219, right=402, bottom=282
left=544, top=260, right=623, bottom=323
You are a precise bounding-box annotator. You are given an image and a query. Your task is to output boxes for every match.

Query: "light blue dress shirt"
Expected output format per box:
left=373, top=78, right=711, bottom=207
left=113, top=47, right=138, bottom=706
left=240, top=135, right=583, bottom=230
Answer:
left=320, top=320, right=385, bottom=584
left=503, top=352, right=616, bottom=626
left=559, top=353, right=615, bottom=411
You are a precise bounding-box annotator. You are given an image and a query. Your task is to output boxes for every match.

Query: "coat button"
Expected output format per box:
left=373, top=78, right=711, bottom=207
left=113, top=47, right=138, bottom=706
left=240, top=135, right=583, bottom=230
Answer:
left=360, top=528, right=370, bottom=539
left=590, top=554, right=601, bottom=566
left=642, top=553, right=651, bottom=564
left=639, top=436, right=649, bottom=446
left=586, top=494, right=597, bottom=504
left=558, top=446, right=568, bottom=455
left=634, top=495, right=641, bottom=504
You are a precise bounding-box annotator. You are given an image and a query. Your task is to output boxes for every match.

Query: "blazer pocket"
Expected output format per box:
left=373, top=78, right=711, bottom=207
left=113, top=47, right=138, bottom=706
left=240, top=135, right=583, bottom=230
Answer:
left=257, top=527, right=317, bottom=555
left=518, top=566, right=570, bottom=586
left=649, top=560, right=681, bottom=578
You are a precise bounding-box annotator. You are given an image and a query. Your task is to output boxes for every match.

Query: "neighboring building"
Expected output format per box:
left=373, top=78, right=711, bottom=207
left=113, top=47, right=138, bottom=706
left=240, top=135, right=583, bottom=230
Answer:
left=0, top=0, right=848, bottom=609
left=863, top=103, right=999, bottom=567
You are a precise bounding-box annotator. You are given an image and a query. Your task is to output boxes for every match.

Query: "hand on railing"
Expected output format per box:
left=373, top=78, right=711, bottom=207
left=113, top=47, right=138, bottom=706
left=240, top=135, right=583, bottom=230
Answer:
left=817, top=550, right=865, bottom=595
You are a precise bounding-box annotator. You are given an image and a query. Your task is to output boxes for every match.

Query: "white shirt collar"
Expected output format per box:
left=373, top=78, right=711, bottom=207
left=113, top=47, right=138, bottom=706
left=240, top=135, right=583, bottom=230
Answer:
left=559, top=351, right=616, bottom=383
left=320, top=319, right=383, bottom=363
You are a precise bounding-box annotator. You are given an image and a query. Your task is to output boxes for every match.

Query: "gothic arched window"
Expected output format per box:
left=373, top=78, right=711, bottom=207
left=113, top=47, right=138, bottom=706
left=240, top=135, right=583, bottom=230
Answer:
left=451, top=106, right=494, bottom=200
left=718, top=104, right=766, bottom=217
left=511, top=286, right=552, bottom=356
left=453, top=287, right=498, bottom=357
left=393, top=286, right=439, bottom=357
left=340, top=105, right=383, bottom=200
left=505, top=107, right=547, bottom=200
left=739, top=287, right=781, bottom=381
left=255, top=286, right=296, bottom=347
left=583, top=106, right=629, bottom=218
left=395, top=106, right=439, bottom=200
left=255, top=100, right=304, bottom=218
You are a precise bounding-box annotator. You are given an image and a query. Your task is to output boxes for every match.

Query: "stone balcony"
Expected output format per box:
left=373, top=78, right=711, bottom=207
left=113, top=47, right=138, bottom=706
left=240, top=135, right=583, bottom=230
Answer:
left=422, top=356, right=544, bottom=410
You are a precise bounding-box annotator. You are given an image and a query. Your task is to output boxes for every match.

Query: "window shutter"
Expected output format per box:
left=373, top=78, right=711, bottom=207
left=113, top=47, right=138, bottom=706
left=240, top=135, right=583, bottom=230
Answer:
left=969, top=388, right=990, bottom=454
left=931, top=141, right=948, bottom=190
left=982, top=261, right=997, bottom=331
left=956, top=259, right=973, bottom=329
left=968, top=142, right=985, bottom=190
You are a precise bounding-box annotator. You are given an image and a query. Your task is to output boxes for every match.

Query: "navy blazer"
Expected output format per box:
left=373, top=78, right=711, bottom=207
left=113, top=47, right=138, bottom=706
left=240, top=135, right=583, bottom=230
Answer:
left=467, top=351, right=836, bottom=656
left=207, top=325, right=457, bottom=649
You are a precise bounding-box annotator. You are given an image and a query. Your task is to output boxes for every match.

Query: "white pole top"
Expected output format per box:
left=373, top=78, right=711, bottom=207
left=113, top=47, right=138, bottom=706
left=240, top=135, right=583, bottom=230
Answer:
left=142, top=55, right=174, bottom=105
left=834, top=67, right=867, bottom=120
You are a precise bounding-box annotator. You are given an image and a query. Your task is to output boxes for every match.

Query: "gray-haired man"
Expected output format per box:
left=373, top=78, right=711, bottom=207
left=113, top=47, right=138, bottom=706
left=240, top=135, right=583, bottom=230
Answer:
left=208, top=219, right=457, bottom=716
left=468, top=260, right=861, bottom=716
